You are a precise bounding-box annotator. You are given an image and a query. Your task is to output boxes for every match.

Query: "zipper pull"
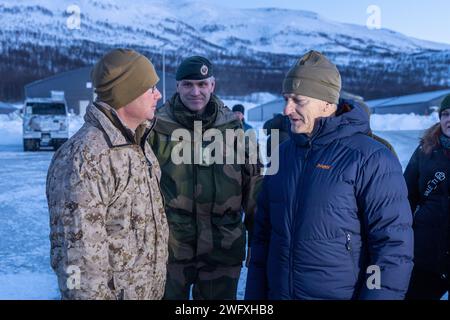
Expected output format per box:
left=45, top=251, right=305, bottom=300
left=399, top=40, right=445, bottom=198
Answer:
left=146, top=158, right=153, bottom=178
left=345, top=233, right=351, bottom=251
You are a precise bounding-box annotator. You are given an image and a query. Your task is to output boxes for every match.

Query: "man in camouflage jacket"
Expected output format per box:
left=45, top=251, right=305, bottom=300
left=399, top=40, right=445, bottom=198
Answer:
left=46, top=49, right=168, bottom=300
left=149, top=56, right=262, bottom=299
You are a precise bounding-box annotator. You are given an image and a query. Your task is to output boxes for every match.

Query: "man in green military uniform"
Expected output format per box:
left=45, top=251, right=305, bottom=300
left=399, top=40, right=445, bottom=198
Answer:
left=149, top=56, right=262, bottom=300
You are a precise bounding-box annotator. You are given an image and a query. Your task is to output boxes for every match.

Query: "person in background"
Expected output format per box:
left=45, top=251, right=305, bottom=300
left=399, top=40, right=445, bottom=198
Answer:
left=263, top=113, right=290, bottom=157
left=404, top=94, right=450, bottom=300
left=232, top=104, right=253, bottom=132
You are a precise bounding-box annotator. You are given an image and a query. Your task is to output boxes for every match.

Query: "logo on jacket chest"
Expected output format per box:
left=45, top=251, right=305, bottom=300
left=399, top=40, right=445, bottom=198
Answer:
left=316, top=163, right=332, bottom=170
left=424, top=171, right=446, bottom=197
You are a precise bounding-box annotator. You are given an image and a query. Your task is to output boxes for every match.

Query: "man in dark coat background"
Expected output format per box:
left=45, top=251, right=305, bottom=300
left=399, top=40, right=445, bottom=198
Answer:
left=245, top=50, right=414, bottom=300
left=232, top=104, right=253, bottom=132
left=263, top=113, right=290, bottom=157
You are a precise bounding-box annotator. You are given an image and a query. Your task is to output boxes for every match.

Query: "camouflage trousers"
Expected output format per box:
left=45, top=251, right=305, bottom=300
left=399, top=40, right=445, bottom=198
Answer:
left=163, top=261, right=241, bottom=300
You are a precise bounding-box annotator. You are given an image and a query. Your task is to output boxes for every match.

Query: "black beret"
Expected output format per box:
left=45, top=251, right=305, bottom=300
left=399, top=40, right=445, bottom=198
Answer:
left=176, top=56, right=213, bottom=81
left=232, top=104, right=245, bottom=113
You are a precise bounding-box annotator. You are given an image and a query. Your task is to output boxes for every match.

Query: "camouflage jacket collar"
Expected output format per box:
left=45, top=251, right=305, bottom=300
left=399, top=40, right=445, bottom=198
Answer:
left=85, top=102, right=155, bottom=147
left=170, top=93, right=218, bottom=131
left=154, top=94, right=239, bottom=135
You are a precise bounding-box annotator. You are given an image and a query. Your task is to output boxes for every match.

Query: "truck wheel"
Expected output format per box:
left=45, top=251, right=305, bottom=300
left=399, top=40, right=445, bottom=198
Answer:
left=23, top=139, right=37, bottom=152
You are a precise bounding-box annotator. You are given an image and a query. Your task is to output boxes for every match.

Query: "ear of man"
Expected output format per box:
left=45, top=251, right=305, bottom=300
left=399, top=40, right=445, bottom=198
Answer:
left=323, top=102, right=337, bottom=114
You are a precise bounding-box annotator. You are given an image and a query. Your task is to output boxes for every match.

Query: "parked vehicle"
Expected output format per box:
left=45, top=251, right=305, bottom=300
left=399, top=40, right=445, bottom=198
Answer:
left=22, top=98, right=69, bottom=151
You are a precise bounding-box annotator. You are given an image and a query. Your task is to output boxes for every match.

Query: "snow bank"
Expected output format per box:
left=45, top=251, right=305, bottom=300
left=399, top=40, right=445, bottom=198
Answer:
left=0, top=114, right=22, bottom=145
left=222, top=92, right=280, bottom=116
left=370, top=112, right=440, bottom=131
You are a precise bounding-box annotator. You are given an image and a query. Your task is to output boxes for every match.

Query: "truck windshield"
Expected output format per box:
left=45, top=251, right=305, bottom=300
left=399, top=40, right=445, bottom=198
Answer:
left=27, top=103, right=66, bottom=115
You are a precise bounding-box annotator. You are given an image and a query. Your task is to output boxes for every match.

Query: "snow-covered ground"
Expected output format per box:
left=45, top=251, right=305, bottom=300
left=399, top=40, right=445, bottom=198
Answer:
left=0, top=109, right=447, bottom=300
left=0, top=145, right=59, bottom=299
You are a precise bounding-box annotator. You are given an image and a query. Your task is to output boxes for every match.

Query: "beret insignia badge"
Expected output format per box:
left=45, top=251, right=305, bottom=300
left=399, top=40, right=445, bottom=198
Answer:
left=200, top=65, right=209, bottom=76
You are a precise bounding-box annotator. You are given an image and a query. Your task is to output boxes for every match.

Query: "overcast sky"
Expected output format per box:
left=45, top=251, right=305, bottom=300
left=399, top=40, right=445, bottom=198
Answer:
left=206, top=0, right=450, bottom=45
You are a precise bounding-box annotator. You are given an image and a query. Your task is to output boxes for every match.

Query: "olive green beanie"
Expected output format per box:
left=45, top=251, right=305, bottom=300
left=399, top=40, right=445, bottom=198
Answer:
left=440, top=94, right=450, bottom=118
left=91, top=48, right=159, bottom=109
left=282, top=50, right=341, bottom=104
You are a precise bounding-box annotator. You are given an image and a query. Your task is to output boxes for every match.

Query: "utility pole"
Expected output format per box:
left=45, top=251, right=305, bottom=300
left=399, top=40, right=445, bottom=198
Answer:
left=161, top=43, right=168, bottom=102
left=163, top=47, right=166, bottom=102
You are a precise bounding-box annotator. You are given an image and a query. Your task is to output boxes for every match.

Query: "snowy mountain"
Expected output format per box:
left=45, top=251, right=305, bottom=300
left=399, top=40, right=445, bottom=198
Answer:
left=1, top=0, right=450, bottom=100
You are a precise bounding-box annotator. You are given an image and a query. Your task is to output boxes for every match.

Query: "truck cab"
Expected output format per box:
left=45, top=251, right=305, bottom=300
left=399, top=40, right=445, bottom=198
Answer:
left=22, top=98, right=69, bottom=151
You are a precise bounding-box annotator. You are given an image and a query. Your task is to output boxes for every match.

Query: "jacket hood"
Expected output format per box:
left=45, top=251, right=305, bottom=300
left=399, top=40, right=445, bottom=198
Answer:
left=291, top=100, right=370, bottom=147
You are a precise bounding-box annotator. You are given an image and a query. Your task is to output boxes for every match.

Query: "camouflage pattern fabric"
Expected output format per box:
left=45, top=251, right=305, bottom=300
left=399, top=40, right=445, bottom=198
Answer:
left=46, top=102, right=169, bottom=300
left=164, top=262, right=242, bottom=300
left=149, top=94, right=262, bottom=299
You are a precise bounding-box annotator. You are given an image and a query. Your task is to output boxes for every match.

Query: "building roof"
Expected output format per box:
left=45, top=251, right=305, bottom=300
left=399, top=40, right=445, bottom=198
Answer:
left=0, top=102, right=18, bottom=114
left=25, top=66, right=93, bottom=89
left=25, top=98, right=66, bottom=104
left=366, top=89, right=450, bottom=108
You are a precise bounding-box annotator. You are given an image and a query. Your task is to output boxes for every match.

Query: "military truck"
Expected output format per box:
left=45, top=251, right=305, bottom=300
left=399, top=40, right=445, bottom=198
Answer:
left=22, top=98, right=69, bottom=151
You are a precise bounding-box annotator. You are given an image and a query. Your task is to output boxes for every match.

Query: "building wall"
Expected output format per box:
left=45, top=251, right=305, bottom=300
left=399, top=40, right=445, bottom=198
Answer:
left=368, top=92, right=450, bottom=115
left=372, top=103, right=427, bottom=115
left=429, top=96, right=448, bottom=113
left=373, top=97, right=446, bottom=115
left=248, top=98, right=284, bottom=122
left=25, top=67, right=93, bottom=115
